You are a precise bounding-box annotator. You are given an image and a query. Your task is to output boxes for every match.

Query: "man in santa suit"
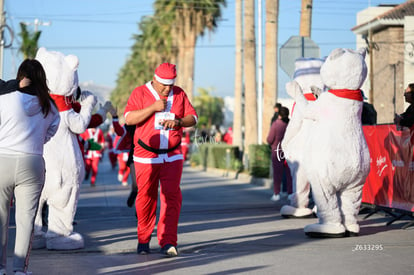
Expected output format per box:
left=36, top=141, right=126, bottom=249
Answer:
left=80, top=127, right=105, bottom=186
left=124, top=63, right=198, bottom=257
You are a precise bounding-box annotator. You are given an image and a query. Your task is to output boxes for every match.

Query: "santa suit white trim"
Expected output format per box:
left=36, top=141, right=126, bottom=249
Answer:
left=154, top=74, right=175, bottom=85
left=131, top=81, right=184, bottom=164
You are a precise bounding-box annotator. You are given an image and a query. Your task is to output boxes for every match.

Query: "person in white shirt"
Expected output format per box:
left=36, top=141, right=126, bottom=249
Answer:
left=0, top=59, right=60, bottom=275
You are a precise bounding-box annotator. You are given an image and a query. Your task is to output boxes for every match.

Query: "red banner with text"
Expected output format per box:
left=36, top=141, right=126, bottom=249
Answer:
left=362, top=124, right=414, bottom=212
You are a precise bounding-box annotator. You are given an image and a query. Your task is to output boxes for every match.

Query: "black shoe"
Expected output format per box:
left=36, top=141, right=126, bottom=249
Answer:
left=127, top=191, right=137, bottom=208
left=160, top=244, right=178, bottom=257
left=137, top=243, right=150, bottom=255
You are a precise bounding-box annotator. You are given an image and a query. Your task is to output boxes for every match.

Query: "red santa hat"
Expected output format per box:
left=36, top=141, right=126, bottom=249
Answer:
left=154, top=63, right=177, bottom=85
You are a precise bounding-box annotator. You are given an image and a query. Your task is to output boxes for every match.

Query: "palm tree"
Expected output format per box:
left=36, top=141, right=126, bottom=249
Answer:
left=111, top=0, right=226, bottom=112
left=154, top=0, right=226, bottom=102
left=243, top=0, right=258, bottom=155
left=232, top=0, right=243, bottom=150
left=18, top=22, right=41, bottom=59
left=263, top=0, right=279, bottom=142
left=111, top=15, right=176, bottom=110
left=193, top=87, right=225, bottom=128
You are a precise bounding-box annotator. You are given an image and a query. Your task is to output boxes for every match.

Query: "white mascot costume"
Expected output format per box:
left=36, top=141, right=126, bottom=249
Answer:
left=284, top=48, right=370, bottom=237
left=281, top=57, right=325, bottom=218
left=33, top=47, right=97, bottom=250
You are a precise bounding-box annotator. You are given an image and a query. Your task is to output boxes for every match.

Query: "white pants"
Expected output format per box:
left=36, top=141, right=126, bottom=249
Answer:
left=0, top=154, right=44, bottom=273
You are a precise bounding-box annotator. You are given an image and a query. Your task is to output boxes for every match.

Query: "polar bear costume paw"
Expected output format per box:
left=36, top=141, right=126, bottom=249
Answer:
left=304, top=223, right=346, bottom=238
left=285, top=80, right=303, bottom=100
left=280, top=205, right=315, bottom=218
left=344, top=223, right=360, bottom=237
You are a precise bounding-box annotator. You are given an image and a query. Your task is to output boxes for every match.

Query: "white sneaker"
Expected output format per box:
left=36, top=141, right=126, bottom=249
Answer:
left=270, top=194, right=281, bottom=202
left=122, top=181, right=128, bottom=186
left=117, top=174, right=123, bottom=182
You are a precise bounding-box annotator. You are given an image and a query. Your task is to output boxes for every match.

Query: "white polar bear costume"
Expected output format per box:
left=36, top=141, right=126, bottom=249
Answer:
left=284, top=48, right=370, bottom=237
left=33, top=47, right=97, bottom=250
left=281, top=58, right=325, bottom=218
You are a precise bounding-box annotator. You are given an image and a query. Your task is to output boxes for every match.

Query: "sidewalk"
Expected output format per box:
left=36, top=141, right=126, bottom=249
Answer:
left=6, top=156, right=414, bottom=275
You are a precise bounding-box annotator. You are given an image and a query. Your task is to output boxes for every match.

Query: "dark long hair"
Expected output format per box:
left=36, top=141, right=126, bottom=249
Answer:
left=17, top=59, right=55, bottom=117
left=279, top=106, right=290, bottom=124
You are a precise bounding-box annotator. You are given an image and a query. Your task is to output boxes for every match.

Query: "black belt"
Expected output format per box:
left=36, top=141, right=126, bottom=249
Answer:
left=138, top=139, right=181, bottom=154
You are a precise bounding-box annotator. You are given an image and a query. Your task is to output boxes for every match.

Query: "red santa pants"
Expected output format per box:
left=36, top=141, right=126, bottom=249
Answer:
left=134, top=159, right=183, bottom=247
left=85, top=156, right=100, bottom=185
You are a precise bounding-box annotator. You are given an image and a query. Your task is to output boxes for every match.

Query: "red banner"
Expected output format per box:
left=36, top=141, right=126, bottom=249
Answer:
left=362, top=124, right=414, bottom=212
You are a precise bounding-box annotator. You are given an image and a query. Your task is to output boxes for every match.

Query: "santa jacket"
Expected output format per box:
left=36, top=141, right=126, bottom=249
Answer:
left=124, top=81, right=197, bottom=164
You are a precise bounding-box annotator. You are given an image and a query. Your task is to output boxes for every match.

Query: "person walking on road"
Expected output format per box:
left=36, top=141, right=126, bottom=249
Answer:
left=0, top=59, right=60, bottom=275
left=81, top=127, right=105, bottom=186
left=124, top=63, right=198, bottom=257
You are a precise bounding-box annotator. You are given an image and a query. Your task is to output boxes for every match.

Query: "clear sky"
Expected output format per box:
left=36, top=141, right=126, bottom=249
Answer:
left=1, top=0, right=406, bottom=99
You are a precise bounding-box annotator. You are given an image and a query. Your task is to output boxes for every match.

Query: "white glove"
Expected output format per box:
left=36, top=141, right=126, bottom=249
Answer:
left=94, top=101, right=116, bottom=121
left=104, top=101, right=117, bottom=117
left=80, top=90, right=97, bottom=108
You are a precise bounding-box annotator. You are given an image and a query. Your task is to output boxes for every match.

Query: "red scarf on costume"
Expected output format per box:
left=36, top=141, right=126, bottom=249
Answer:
left=328, top=89, right=363, bottom=101
left=304, top=93, right=317, bottom=101
left=50, top=94, right=73, bottom=112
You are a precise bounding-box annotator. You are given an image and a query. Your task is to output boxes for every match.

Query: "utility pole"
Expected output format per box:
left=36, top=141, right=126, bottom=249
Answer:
left=257, top=0, right=263, bottom=144
left=299, top=0, right=312, bottom=37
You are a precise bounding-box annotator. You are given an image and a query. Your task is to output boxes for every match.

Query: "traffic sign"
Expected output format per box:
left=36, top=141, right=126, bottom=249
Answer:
left=280, top=35, right=320, bottom=78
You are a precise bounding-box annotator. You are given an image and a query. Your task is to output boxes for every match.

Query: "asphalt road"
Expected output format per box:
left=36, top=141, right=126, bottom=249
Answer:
left=5, top=155, right=414, bottom=275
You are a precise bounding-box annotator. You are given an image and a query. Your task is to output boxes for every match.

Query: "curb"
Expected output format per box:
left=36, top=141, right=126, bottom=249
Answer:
left=189, top=165, right=273, bottom=190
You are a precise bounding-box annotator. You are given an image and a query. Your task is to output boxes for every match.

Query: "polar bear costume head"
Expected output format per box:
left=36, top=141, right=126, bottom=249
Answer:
left=320, top=48, right=367, bottom=90
left=35, top=47, right=79, bottom=97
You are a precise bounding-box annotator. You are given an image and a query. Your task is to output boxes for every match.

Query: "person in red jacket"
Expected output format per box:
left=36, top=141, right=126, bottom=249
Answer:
left=80, top=127, right=105, bottom=186
left=124, top=63, right=198, bottom=257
